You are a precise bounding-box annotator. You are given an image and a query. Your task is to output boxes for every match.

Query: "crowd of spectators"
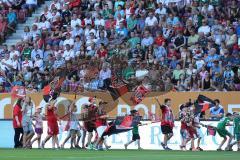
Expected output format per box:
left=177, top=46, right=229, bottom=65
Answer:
left=0, top=0, right=45, bottom=43
left=1, top=0, right=240, bottom=94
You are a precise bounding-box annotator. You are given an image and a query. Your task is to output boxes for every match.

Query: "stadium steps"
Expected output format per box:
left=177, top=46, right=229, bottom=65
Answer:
left=3, top=0, right=52, bottom=46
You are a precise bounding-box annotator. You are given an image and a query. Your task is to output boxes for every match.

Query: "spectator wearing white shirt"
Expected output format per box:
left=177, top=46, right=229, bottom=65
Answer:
left=53, top=54, right=65, bottom=69
left=86, top=32, right=97, bottom=49
left=84, top=14, right=93, bottom=27
left=125, top=3, right=134, bottom=19
left=145, top=12, right=158, bottom=27
left=9, top=45, right=20, bottom=60
left=84, top=24, right=96, bottom=40
left=63, top=33, right=74, bottom=47
left=22, top=0, right=38, bottom=11
left=41, top=6, right=52, bottom=20
left=198, top=19, right=211, bottom=36
left=50, top=0, right=61, bottom=10
left=71, top=24, right=83, bottom=38
left=22, top=26, right=32, bottom=42
left=94, top=14, right=105, bottom=29
left=22, top=57, right=33, bottom=71
left=63, top=44, right=74, bottom=61
left=71, top=13, right=82, bottom=29
left=31, top=44, right=43, bottom=61
left=48, top=9, right=61, bottom=23
left=33, top=54, right=44, bottom=71
left=11, top=54, right=19, bottom=70
left=155, top=2, right=167, bottom=19
left=99, top=64, right=111, bottom=89
left=1, top=53, right=13, bottom=71
left=30, top=24, right=40, bottom=41
left=141, top=31, right=154, bottom=48
left=38, top=15, right=51, bottom=31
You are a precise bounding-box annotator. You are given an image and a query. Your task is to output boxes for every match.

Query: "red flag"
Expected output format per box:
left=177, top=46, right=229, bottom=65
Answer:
left=11, top=86, right=26, bottom=99
left=201, top=103, right=210, bottom=112
left=207, top=126, right=216, bottom=136
left=131, top=85, right=150, bottom=105
left=119, top=115, right=133, bottom=128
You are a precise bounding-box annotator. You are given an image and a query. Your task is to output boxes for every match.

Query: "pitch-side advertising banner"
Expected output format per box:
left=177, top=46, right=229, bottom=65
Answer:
left=1, top=92, right=240, bottom=119
left=0, top=121, right=238, bottom=151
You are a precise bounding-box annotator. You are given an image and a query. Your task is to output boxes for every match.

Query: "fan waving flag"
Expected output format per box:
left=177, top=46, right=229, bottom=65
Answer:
left=194, top=95, right=216, bottom=113
left=42, top=76, right=65, bottom=102
left=103, top=115, right=142, bottom=136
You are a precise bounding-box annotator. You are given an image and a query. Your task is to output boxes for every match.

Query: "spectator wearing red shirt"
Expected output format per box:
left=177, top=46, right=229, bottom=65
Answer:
left=167, top=46, right=180, bottom=59
left=97, top=43, right=108, bottom=59
left=13, top=98, right=23, bottom=148
left=155, top=31, right=166, bottom=46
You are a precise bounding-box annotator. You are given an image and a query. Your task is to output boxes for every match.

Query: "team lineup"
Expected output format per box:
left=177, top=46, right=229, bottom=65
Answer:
left=12, top=95, right=240, bottom=151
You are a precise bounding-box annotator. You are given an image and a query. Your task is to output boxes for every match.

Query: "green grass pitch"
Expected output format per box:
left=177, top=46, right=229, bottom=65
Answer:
left=0, top=149, right=240, bottom=160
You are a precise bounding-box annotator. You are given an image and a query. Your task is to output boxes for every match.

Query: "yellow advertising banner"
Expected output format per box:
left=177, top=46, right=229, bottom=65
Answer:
left=1, top=92, right=240, bottom=119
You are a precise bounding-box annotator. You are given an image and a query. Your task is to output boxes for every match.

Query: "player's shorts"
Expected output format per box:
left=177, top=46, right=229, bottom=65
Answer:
left=196, top=128, right=202, bottom=138
left=132, top=134, right=140, bottom=141
left=77, top=130, right=81, bottom=137
left=188, top=128, right=197, bottom=139
left=48, top=123, right=59, bottom=136
left=161, top=125, right=173, bottom=134
left=84, top=122, right=96, bottom=132
left=22, top=116, right=34, bottom=134
left=35, top=128, right=43, bottom=134
left=70, top=129, right=78, bottom=135
left=235, top=133, right=240, bottom=141
left=180, top=129, right=190, bottom=140
left=217, top=128, right=231, bottom=138
left=97, top=126, right=107, bottom=138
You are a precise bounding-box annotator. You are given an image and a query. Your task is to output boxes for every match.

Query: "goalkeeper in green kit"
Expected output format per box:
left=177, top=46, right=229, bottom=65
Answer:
left=228, top=112, right=240, bottom=151
left=216, top=113, right=233, bottom=151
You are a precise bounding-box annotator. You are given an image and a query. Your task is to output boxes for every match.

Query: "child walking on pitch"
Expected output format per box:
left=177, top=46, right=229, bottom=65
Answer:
left=31, top=106, right=43, bottom=149
left=124, top=110, right=142, bottom=150
left=42, top=100, right=60, bottom=149
left=216, top=113, right=233, bottom=151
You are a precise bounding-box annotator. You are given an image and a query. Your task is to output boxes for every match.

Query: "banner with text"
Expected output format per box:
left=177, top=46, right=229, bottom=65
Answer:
left=0, top=92, right=240, bottom=119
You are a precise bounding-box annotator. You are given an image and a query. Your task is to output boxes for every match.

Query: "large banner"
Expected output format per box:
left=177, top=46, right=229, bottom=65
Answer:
left=1, top=92, right=240, bottom=119
left=0, top=120, right=238, bottom=151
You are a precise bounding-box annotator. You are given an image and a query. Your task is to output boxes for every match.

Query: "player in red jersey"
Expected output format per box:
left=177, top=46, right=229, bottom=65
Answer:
left=41, top=100, right=60, bottom=149
left=159, top=98, right=175, bottom=150
left=179, top=104, right=191, bottom=151
left=82, top=97, right=97, bottom=149
left=95, top=101, right=111, bottom=150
